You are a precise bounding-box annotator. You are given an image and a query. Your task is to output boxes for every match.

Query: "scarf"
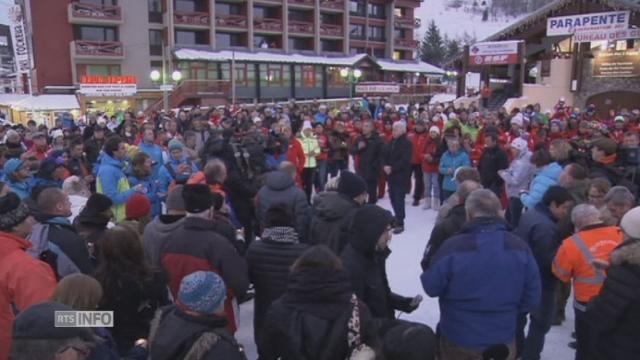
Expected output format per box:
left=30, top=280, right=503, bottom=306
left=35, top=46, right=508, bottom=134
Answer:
left=261, top=226, right=299, bottom=243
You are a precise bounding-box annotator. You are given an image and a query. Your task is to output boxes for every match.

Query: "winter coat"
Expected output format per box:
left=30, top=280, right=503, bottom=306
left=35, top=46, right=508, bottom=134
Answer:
left=421, top=136, right=440, bottom=173
left=514, top=204, right=561, bottom=290
left=98, top=271, right=170, bottom=355
left=299, top=133, right=320, bottom=168
left=586, top=239, right=640, bottom=360
left=138, top=142, right=164, bottom=177
left=127, top=175, right=161, bottom=217
left=384, top=134, right=413, bottom=194
left=246, top=228, right=309, bottom=352
left=478, top=145, right=509, bottom=191
left=328, top=131, right=350, bottom=161
left=520, top=162, right=562, bottom=209
left=256, top=170, right=311, bottom=243
left=157, top=158, right=199, bottom=196
left=421, top=204, right=466, bottom=271
left=84, top=137, right=105, bottom=167
left=307, top=192, right=359, bottom=252
left=286, top=138, right=306, bottom=173
left=353, top=132, right=385, bottom=181
left=96, top=153, right=136, bottom=223
left=408, top=130, right=429, bottom=165
left=149, top=306, right=246, bottom=360
left=142, top=215, right=184, bottom=268
left=0, top=231, right=57, bottom=360
left=421, top=218, right=541, bottom=349
left=160, top=216, right=249, bottom=333
left=259, top=268, right=379, bottom=360
left=500, top=150, right=535, bottom=198
left=439, top=150, right=471, bottom=192
left=6, top=179, right=31, bottom=199
left=37, top=215, right=94, bottom=275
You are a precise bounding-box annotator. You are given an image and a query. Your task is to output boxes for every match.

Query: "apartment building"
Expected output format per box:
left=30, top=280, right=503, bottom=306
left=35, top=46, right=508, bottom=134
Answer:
left=22, top=0, right=443, bottom=110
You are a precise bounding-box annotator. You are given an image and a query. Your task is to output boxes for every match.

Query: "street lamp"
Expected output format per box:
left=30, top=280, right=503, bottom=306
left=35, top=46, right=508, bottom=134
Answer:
left=150, top=69, right=182, bottom=113
left=340, top=67, right=362, bottom=99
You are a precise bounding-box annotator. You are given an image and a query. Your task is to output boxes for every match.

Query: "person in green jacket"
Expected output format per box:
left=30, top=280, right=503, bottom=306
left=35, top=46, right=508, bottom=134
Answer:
left=299, top=120, right=320, bottom=203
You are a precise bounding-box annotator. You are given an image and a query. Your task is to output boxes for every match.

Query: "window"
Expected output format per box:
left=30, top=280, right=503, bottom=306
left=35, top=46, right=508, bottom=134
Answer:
left=394, top=28, right=406, bottom=39
left=289, top=37, right=313, bottom=51
left=75, top=26, right=117, bottom=41
left=82, top=0, right=117, bottom=6
left=289, top=9, right=312, bottom=22
left=216, top=32, right=246, bottom=48
left=394, top=7, right=404, bottom=17
left=221, top=63, right=252, bottom=86
left=295, top=65, right=321, bottom=88
left=368, top=26, right=385, bottom=41
left=327, top=67, right=346, bottom=88
left=321, top=13, right=340, bottom=25
left=254, top=6, right=278, bottom=19
left=259, top=64, right=289, bottom=87
left=349, top=1, right=365, bottom=16
left=321, top=39, right=341, bottom=52
left=393, top=51, right=401, bottom=60
left=349, top=24, right=365, bottom=39
left=176, top=30, right=208, bottom=45
left=175, top=0, right=207, bottom=12
left=215, top=3, right=243, bottom=15
left=255, top=35, right=281, bottom=49
left=76, top=64, right=121, bottom=78
left=368, top=3, right=385, bottom=18
left=372, top=48, right=385, bottom=58
left=350, top=47, right=365, bottom=54
left=149, top=30, right=163, bottom=55
left=148, top=0, right=163, bottom=23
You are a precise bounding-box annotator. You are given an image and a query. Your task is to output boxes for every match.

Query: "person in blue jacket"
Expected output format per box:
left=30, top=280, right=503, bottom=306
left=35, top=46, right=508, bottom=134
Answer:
left=520, top=149, right=563, bottom=210
left=96, top=136, right=144, bottom=223
left=157, top=139, right=198, bottom=198
left=2, top=158, right=32, bottom=199
left=421, top=189, right=541, bottom=359
left=138, top=128, right=164, bottom=178
left=31, top=157, right=66, bottom=189
left=439, top=138, right=471, bottom=200
left=128, top=151, right=161, bottom=217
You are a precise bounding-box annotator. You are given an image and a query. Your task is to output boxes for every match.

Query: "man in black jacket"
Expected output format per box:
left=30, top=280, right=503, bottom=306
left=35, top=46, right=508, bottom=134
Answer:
left=478, top=132, right=509, bottom=197
left=384, top=122, right=413, bottom=234
left=83, top=126, right=105, bottom=169
left=353, top=119, right=385, bottom=204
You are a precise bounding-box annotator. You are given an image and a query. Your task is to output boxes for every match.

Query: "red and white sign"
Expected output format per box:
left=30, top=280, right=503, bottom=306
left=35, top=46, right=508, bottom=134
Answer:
left=469, top=41, right=520, bottom=66
left=574, top=27, right=640, bottom=43
left=79, top=75, right=137, bottom=96
left=81, top=75, right=137, bottom=84
left=355, top=83, right=400, bottom=94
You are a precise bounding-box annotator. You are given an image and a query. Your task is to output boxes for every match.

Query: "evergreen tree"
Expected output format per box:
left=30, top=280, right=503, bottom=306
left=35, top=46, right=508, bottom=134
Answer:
left=445, top=37, right=461, bottom=62
left=420, top=20, right=446, bottom=66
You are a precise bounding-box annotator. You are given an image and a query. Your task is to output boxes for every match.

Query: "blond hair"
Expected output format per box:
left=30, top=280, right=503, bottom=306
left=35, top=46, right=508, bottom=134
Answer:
left=51, top=274, right=103, bottom=311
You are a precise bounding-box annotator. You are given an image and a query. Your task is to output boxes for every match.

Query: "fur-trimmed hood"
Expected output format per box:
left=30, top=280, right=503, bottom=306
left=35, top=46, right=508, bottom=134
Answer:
left=610, top=239, right=640, bottom=266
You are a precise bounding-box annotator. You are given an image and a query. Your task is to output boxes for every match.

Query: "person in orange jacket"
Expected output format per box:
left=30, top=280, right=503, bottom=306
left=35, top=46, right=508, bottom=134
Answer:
left=408, top=120, right=430, bottom=207
left=283, top=124, right=305, bottom=187
left=0, top=193, right=57, bottom=360
left=552, top=203, right=624, bottom=360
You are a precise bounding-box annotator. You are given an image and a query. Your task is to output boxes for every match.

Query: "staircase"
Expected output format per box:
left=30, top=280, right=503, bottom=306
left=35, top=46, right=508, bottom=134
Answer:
left=145, top=80, right=231, bottom=113
left=486, top=85, right=519, bottom=110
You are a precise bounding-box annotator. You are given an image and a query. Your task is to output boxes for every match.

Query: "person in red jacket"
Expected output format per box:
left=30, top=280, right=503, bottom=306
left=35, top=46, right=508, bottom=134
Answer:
left=409, top=120, right=429, bottom=206
left=422, top=125, right=442, bottom=210
left=284, top=124, right=305, bottom=187
left=0, top=193, right=57, bottom=360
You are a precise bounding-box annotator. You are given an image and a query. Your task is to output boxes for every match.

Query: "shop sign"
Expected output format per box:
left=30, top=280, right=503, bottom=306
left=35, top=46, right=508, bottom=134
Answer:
left=469, top=41, right=519, bottom=66
left=593, top=50, right=640, bottom=78
left=575, top=27, right=640, bottom=43
left=547, top=11, right=629, bottom=36
left=79, top=75, right=137, bottom=97
left=8, top=5, right=31, bottom=74
left=355, top=83, right=400, bottom=94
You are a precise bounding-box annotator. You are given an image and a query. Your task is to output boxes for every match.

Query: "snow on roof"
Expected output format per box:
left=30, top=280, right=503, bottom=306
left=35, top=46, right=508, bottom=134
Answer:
left=13, top=95, right=80, bottom=111
left=174, top=48, right=368, bottom=66
left=429, top=93, right=457, bottom=104
left=376, top=59, right=445, bottom=74
left=0, top=94, right=30, bottom=107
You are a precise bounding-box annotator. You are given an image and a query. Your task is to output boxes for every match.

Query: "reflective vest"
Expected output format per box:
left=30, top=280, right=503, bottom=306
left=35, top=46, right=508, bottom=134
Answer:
left=552, top=225, right=623, bottom=306
left=96, top=176, right=131, bottom=223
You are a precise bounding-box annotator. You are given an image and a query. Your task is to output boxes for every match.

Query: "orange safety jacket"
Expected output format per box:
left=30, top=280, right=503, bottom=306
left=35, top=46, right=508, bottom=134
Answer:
left=552, top=224, right=623, bottom=309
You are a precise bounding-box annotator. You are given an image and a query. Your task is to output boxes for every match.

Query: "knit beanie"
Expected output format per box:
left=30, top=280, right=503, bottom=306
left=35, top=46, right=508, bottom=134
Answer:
left=592, top=138, right=618, bottom=156
left=13, top=301, right=94, bottom=341
left=0, top=192, right=30, bottom=231
left=429, top=126, right=440, bottom=135
left=511, top=138, right=528, bottom=153
left=337, top=171, right=367, bottom=199
left=166, top=185, right=186, bottom=211
left=178, top=271, right=227, bottom=315
left=126, top=193, right=151, bottom=220
left=168, top=139, right=184, bottom=152
left=620, top=206, right=640, bottom=239
left=3, top=158, right=24, bottom=176
left=85, top=193, right=113, bottom=213
left=182, top=184, right=213, bottom=213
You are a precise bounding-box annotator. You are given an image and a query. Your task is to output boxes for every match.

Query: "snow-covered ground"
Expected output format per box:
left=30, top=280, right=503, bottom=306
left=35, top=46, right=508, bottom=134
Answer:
left=236, top=195, right=577, bottom=360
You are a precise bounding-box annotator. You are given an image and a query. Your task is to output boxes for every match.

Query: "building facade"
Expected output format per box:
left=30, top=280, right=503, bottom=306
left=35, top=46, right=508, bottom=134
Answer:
left=21, top=0, right=443, bottom=111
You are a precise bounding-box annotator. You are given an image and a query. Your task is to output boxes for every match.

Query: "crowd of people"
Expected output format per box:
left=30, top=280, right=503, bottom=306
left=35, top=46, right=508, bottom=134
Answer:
left=0, top=96, right=639, bottom=360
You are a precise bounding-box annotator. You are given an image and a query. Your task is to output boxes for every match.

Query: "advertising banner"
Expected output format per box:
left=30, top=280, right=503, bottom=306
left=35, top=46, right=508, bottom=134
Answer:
left=547, top=11, right=629, bottom=36
left=574, top=27, right=640, bottom=43
left=469, top=41, right=520, bottom=66
left=593, top=50, right=640, bottom=78
left=79, top=75, right=138, bottom=96
left=355, top=83, right=400, bottom=94
left=8, top=5, right=31, bottom=74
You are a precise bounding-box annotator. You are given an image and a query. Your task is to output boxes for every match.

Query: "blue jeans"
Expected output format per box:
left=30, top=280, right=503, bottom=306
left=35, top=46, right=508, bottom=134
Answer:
left=516, top=283, right=557, bottom=360
left=423, top=172, right=440, bottom=199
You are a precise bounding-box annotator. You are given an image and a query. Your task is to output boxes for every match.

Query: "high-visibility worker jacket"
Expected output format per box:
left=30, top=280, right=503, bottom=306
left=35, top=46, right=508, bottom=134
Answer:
left=552, top=224, right=623, bottom=307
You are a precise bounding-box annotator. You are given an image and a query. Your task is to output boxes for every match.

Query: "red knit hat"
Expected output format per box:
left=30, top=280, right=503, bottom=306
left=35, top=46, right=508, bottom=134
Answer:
left=126, top=193, right=151, bottom=220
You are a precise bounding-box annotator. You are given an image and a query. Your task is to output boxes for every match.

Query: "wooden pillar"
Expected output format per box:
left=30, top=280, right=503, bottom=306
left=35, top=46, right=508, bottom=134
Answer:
left=518, top=41, right=526, bottom=97
left=458, top=45, right=469, bottom=98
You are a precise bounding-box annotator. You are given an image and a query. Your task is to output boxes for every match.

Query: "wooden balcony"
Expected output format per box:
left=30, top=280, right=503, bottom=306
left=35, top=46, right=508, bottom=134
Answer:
left=289, top=21, right=314, bottom=35
left=399, top=83, right=448, bottom=95
left=320, top=0, right=344, bottom=10
left=288, top=0, right=314, bottom=7
left=395, top=38, right=419, bottom=49
left=68, top=2, right=123, bottom=25
left=72, top=40, right=124, bottom=59
left=394, top=16, right=421, bottom=29
left=254, top=18, right=283, bottom=32
left=320, top=24, right=343, bottom=37
left=215, top=14, right=248, bottom=30
left=174, top=11, right=210, bottom=28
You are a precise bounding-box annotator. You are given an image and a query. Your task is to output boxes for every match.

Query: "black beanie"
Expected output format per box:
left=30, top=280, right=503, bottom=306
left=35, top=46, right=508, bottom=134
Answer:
left=382, top=321, right=436, bottom=360
left=338, top=171, right=367, bottom=199
left=182, top=184, right=213, bottom=213
left=348, top=204, right=395, bottom=254
left=86, top=193, right=113, bottom=213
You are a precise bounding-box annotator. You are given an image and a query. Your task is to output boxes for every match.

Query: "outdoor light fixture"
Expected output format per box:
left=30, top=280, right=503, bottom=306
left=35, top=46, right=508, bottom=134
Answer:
left=171, top=70, right=183, bottom=82
left=340, top=68, right=349, bottom=78
left=150, top=70, right=161, bottom=82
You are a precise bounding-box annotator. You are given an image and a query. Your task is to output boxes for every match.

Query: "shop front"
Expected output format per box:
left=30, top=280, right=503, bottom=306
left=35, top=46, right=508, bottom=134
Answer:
left=77, top=75, right=162, bottom=115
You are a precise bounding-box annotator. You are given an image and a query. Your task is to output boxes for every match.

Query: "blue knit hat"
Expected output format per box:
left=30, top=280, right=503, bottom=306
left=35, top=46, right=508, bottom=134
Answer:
left=168, top=139, right=184, bottom=152
left=178, top=271, right=226, bottom=315
left=3, top=158, right=24, bottom=176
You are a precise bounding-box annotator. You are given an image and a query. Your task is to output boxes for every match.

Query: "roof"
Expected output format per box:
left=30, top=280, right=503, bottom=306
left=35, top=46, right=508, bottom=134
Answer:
left=0, top=94, right=29, bottom=107
left=484, top=0, right=640, bottom=41
left=12, top=95, right=80, bottom=111
left=376, top=59, right=445, bottom=74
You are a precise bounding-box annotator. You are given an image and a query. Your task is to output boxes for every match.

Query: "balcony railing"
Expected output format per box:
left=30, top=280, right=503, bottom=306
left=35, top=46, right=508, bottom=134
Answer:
left=174, top=11, right=210, bottom=26
left=395, top=38, right=419, bottom=48
left=146, top=80, right=232, bottom=114
left=399, top=83, right=448, bottom=95
left=69, top=2, right=122, bottom=22
left=215, top=14, right=248, bottom=29
left=74, top=40, right=123, bottom=57
left=320, top=24, right=343, bottom=36
left=394, top=16, right=421, bottom=29
left=288, top=0, right=314, bottom=6
left=289, top=20, right=313, bottom=34
left=254, top=18, right=283, bottom=32
left=320, top=0, right=344, bottom=10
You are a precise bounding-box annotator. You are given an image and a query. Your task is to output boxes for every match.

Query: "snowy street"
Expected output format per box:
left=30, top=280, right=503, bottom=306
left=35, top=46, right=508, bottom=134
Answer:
left=237, top=195, right=576, bottom=360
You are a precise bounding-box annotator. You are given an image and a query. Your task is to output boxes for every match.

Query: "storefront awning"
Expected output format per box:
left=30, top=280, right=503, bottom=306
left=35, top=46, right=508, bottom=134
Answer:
left=0, top=94, right=30, bottom=107
left=12, top=95, right=80, bottom=111
left=174, top=48, right=368, bottom=66
left=376, top=59, right=445, bottom=75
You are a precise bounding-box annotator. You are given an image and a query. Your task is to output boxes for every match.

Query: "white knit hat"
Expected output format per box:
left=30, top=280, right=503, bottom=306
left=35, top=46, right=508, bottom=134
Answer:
left=511, top=113, right=524, bottom=127
left=302, top=120, right=312, bottom=131
left=620, top=206, right=640, bottom=239
left=429, top=126, right=440, bottom=135
left=511, top=138, right=528, bottom=153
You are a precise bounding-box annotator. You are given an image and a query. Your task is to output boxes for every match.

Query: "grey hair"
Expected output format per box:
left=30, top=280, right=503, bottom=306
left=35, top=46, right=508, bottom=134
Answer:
left=571, top=204, right=601, bottom=230
left=465, top=189, right=502, bottom=220
left=604, top=186, right=635, bottom=206
left=457, top=180, right=482, bottom=203
left=392, top=121, right=407, bottom=133
left=11, top=337, right=94, bottom=360
left=203, top=158, right=226, bottom=183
